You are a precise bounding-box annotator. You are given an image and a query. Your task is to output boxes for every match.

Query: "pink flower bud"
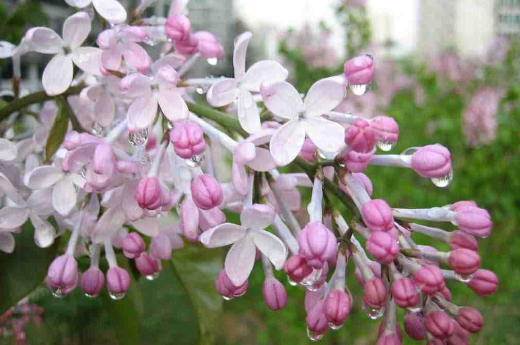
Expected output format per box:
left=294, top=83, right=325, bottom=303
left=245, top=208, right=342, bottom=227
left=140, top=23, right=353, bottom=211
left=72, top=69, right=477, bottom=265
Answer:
left=174, top=33, right=199, bottom=55
left=106, top=267, right=131, bottom=295
left=234, top=142, right=256, bottom=165
left=193, top=31, right=224, bottom=59
left=136, top=177, right=162, bottom=210
left=344, top=55, right=374, bottom=85
left=425, top=310, right=454, bottom=339
left=180, top=198, right=200, bottom=242
left=165, top=14, right=191, bottom=42
left=306, top=300, right=329, bottom=336
left=353, top=172, right=374, bottom=196
left=355, top=261, right=381, bottom=286
left=362, top=199, right=394, bottom=232
left=467, top=269, right=498, bottom=296
left=284, top=255, right=312, bottom=283
left=122, top=232, right=146, bottom=259
left=376, top=334, right=401, bottom=345
left=448, top=248, right=480, bottom=276
left=363, top=278, right=387, bottom=309
left=150, top=234, right=173, bottom=260
left=299, top=138, right=317, bottom=162
left=404, top=312, right=426, bottom=340
left=345, top=119, right=376, bottom=152
left=371, top=116, right=399, bottom=145
left=46, top=254, right=78, bottom=296
left=298, top=222, right=337, bottom=269
left=135, top=252, right=160, bottom=276
left=366, top=231, right=399, bottom=264
left=449, top=321, right=471, bottom=345
left=439, top=286, right=452, bottom=301
left=456, top=307, right=483, bottom=333
left=391, top=278, right=419, bottom=308
left=80, top=268, right=104, bottom=297
left=378, top=319, right=403, bottom=343
left=199, top=207, right=226, bottom=231
left=93, top=143, right=115, bottom=175
left=191, top=174, right=223, bottom=210
left=455, top=207, right=492, bottom=238
left=450, top=201, right=477, bottom=212
left=63, top=131, right=102, bottom=150
left=413, top=264, right=445, bottom=295
left=262, top=278, right=287, bottom=311
left=344, top=150, right=372, bottom=172
left=449, top=231, right=478, bottom=252
left=324, top=289, right=352, bottom=327
left=215, top=269, right=248, bottom=298
left=411, top=144, right=452, bottom=179
left=170, top=121, right=206, bottom=159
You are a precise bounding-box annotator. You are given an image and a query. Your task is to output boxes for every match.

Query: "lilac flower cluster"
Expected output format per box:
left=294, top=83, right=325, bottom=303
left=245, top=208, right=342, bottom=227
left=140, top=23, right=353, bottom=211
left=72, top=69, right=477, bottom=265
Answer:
left=0, top=1, right=498, bottom=344
left=0, top=300, right=44, bottom=345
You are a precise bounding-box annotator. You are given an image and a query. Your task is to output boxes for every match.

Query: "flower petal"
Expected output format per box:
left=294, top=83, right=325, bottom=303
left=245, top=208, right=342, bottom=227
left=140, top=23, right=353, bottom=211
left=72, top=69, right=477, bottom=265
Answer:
left=250, top=230, right=287, bottom=270
left=120, top=73, right=152, bottom=98
left=92, top=0, right=127, bottom=24
left=63, top=11, right=91, bottom=50
left=241, top=60, right=288, bottom=92
left=52, top=176, right=77, bottom=216
left=151, top=53, right=186, bottom=74
left=269, top=120, right=306, bottom=166
left=233, top=31, right=252, bottom=79
left=157, top=90, right=188, bottom=123
left=0, top=172, right=25, bottom=205
left=304, top=117, right=345, bottom=154
left=231, top=162, right=249, bottom=196
left=42, top=54, right=73, bottom=96
left=65, top=0, right=93, bottom=8
left=24, top=166, right=63, bottom=189
left=30, top=213, right=55, bottom=248
left=240, top=205, right=275, bottom=230
left=200, top=223, right=246, bottom=248
left=0, top=138, right=17, bottom=161
left=26, top=27, right=63, bottom=54
left=127, top=94, right=158, bottom=132
left=131, top=217, right=159, bottom=237
left=304, top=77, right=346, bottom=118
left=0, top=41, right=16, bottom=58
left=91, top=207, right=126, bottom=243
left=101, top=48, right=122, bottom=71
left=206, top=78, right=238, bottom=107
left=260, top=81, right=303, bottom=120
left=72, top=47, right=102, bottom=75
left=0, top=207, right=30, bottom=229
left=238, top=87, right=261, bottom=134
left=62, top=144, right=97, bottom=173
left=247, top=148, right=276, bottom=172
left=225, top=236, right=256, bottom=286
left=93, top=93, right=115, bottom=127
left=122, top=42, right=151, bottom=72
left=0, top=231, right=15, bottom=253
left=27, top=189, right=54, bottom=216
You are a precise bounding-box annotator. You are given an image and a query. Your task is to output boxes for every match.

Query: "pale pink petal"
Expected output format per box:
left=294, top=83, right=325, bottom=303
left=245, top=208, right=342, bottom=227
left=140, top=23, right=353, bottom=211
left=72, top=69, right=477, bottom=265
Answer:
left=62, top=11, right=91, bottom=49
left=238, top=87, right=261, bottom=134
left=240, top=205, right=275, bottom=230
left=101, top=48, right=122, bottom=71
left=0, top=232, right=15, bottom=253
left=92, top=0, right=127, bottom=24
left=131, top=217, right=160, bottom=237
left=260, top=81, right=303, bottom=120
left=52, top=176, right=77, bottom=216
left=231, top=162, right=249, bottom=196
left=225, top=236, right=256, bottom=286
left=304, top=117, right=345, bottom=154
left=0, top=207, right=30, bottom=229
left=122, top=42, right=151, bottom=72
left=233, top=31, right=252, bottom=79
left=200, top=223, right=246, bottom=248
left=269, top=120, right=306, bottom=166
left=304, top=77, right=346, bottom=118
left=91, top=207, right=126, bottom=243
left=120, top=73, right=152, bottom=98
left=245, top=128, right=275, bottom=146
left=0, top=139, right=17, bottom=161
left=94, top=93, right=115, bottom=127
left=72, top=47, right=102, bottom=75
left=127, top=94, right=158, bottom=132
left=24, top=166, right=63, bottom=189
left=65, top=0, right=92, bottom=8
left=206, top=78, right=238, bottom=107
left=14, top=139, right=35, bottom=162
left=121, top=180, right=143, bottom=221
left=30, top=213, right=55, bottom=248
left=247, top=148, right=276, bottom=172
left=241, top=60, right=288, bottom=92
left=0, top=172, right=25, bottom=205
left=42, top=54, right=73, bottom=96
left=0, top=41, right=16, bottom=58
left=26, top=27, right=63, bottom=54
left=151, top=53, right=186, bottom=74
left=26, top=189, right=54, bottom=216
left=62, top=144, right=97, bottom=173
left=250, top=230, right=287, bottom=269
left=157, top=90, right=188, bottom=123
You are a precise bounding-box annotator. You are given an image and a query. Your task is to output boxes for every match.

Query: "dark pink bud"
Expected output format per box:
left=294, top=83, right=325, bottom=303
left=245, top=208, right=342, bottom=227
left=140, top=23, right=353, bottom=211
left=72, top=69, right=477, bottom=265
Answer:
left=411, top=144, right=452, bottom=179
left=355, top=261, right=381, bottom=286
left=135, top=252, right=160, bottom=276
left=456, top=307, right=483, bottom=333
left=467, top=269, right=498, bottom=296
left=455, top=207, right=492, bottom=238
left=324, top=289, right=352, bottom=327
left=361, top=199, right=394, bottom=232
left=136, top=177, right=162, bottom=210
left=344, top=150, right=372, bottom=172
left=46, top=254, right=78, bottom=296
left=193, top=31, right=224, bottom=59
left=413, top=264, right=445, bottom=295
left=299, top=138, right=317, bottom=162
left=170, top=121, right=206, bottom=159
left=165, top=14, right=191, bottom=42
left=150, top=234, right=173, bottom=260
left=371, top=116, right=399, bottom=145
left=191, top=174, right=223, bottom=210
left=366, top=231, right=399, bottom=264
left=174, top=33, right=199, bottom=55
left=352, top=172, right=374, bottom=197
left=363, top=278, right=387, bottom=309
left=284, top=255, right=312, bottom=283
left=344, top=55, right=374, bottom=85
left=262, top=278, right=287, bottom=311
left=425, top=310, right=454, bottom=339
left=391, top=278, right=419, bottom=308
left=215, top=269, right=248, bottom=298
left=345, top=118, right=376, bottom=153
left=404, top=312, right=426, bottom=340
left=297, top=221, right=337, bottom=269
left=80, top=268, right=105, bottom=297
left=106, top=267, right=131, bottom=295
left=306, top=300, right=329, bottom=336
left=448, top=248, right=480, bottom=276
left=448, top=321, right=470, bottom=345
left=122, top=232, right=146, bottom=259
left=449, top=231, right=478, bottom=252
left=439, top=286, right=452, bottom=301
left=450, top=201, right=477, bottom=212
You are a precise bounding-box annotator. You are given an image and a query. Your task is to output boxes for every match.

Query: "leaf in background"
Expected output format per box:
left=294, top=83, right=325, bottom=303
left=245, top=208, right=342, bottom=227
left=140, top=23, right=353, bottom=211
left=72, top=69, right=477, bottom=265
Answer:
left=0, top=221, right=60, bottom=314
left=99, top=255, right=144, bottom=345
left=45, top=100, right=69, bottom=163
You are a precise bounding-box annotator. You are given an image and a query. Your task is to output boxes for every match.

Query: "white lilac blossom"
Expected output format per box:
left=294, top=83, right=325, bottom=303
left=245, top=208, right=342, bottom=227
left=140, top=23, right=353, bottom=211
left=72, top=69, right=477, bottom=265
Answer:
left=0, top=1, right=498, bottom=343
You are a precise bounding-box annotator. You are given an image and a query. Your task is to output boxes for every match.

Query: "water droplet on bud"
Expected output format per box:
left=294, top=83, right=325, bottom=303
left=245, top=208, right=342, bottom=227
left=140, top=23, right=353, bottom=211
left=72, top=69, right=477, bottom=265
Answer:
left=300, top=268, right=322, bottom=289
left=50, top=286, right=64, bottom=298
left=376, top=141, right=395, bottom=152
left=328, top=322, right=343, bottom=330
left=454, top=272, right=473, bottom=283
left=207, top=57, right=218, bottom=66
left=362, top=301, right=385, bottom=320
left=185, top=154, right=204, bottom=167
left=349, top=84, right=368, bottom=96
left=222, top=295, right=233, bottom=301
left=109, top=292, right=126, bottom=300
left=431, top=170, right=453, bottom=188
left=306, top=327, right=324, bottom=342
left=84, top=293, right=99, bottom=299
left=287, top=276, right=298, bottom=286
left=145, top=271, right=161, bottom=281
left=91, top=122, right=104, bottom=136
left=129, top=128, right=149, bottom=147
left=196, top=87, right=205, bottom=94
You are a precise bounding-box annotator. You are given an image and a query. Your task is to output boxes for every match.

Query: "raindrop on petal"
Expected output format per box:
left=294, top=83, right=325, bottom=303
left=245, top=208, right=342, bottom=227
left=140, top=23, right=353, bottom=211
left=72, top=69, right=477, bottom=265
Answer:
left=376, top=141, right=396, bottom=152
left=362, top=300, right=385, bottom=320
left=129, top=128, right=149, bottom=147
left=306, top=327, right=324, bottom=342
left=207, top=57, right=218, bottom=66
left=349, top=84, right=368, bottom=96
left=109, top=292, right=126, bottom=300
left=431, top=170, right=453, bottom=188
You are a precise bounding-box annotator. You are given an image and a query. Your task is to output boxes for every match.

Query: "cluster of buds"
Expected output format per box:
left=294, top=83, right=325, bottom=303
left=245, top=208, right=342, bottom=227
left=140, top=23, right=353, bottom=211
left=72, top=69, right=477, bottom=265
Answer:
left=0, top=301, right=44, bottom=345
left=0, top=1, right=498, bottom=344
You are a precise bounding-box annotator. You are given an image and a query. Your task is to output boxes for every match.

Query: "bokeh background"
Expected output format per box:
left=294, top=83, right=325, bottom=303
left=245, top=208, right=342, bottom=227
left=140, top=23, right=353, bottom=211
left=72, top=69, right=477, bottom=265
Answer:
left=1, top=0, right=520, bottom=344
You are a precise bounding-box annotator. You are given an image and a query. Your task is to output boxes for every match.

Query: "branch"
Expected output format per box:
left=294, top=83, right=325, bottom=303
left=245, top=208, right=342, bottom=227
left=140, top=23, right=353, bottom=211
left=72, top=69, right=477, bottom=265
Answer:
left=186, top=101, right=248, bottom=137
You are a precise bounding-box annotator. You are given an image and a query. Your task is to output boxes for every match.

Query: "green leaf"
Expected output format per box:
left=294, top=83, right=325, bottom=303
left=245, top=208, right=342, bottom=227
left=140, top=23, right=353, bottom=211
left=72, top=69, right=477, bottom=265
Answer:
left=99, top=256, right=144, bottom=345
left=45, top=100, right=69, bottom=163
left=0, top=221, right=60, bottom=314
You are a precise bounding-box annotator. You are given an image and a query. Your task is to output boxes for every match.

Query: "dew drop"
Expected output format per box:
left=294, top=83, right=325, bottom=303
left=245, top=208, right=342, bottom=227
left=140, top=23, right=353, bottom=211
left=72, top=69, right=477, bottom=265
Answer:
left=407, top=306, right=423, bottom=313
left=306, top=327, right=324, bottom=342
left=50, top=286, right=64, bottom=298
left=222, top=295, right=233, bottom=301
left=196, top=87, right=205, bottom=94
left=91, top=122, right=104, bottom=136
left=234, top=290, right=246, bottom=298
left=145, top=271, right=161, bottom=281
left=376, top=141, right=395, bottom=152
left=129, top=128, right=149, bottom=147
left=362, top=301, right=385, bottom=320
left=328, top=322, right=343, bottom=330
left=300, top=268, right=322, bottom=288
left=109, top=292, right=126, bottom=300
left=349, top=84, right=368, bottom=95
left=167, top=38, right=173, bottom=43
left=207, top=57, right=218, bottom=66
left=84, top=293, right=99, bottom=299
left=431, top=170, right=453, bottom=188
left=454, top=272, right=473, bottom=283
left=287, top=276, right=298, bottom=287
left=185, top=153, right=204, bottom=167
left=400, top=147, right=420, bottom=156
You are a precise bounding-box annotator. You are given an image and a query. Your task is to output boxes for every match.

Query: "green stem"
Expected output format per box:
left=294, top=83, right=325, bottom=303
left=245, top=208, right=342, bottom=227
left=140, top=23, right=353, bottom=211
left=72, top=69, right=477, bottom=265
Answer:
left=186, top=101, right=248, bottom=137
